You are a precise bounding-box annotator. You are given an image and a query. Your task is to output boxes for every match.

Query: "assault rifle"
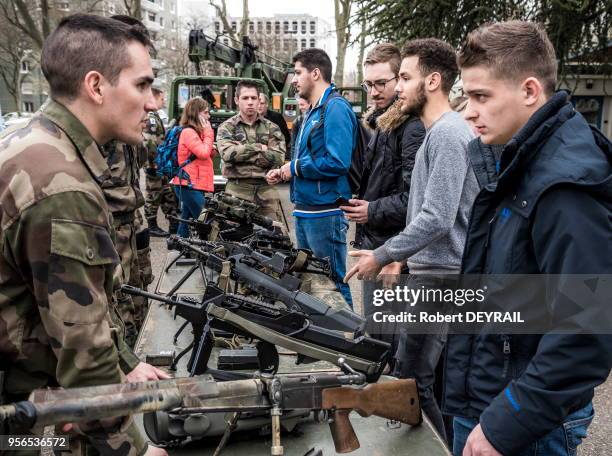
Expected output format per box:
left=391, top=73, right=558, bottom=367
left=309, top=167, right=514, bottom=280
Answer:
left=164, top=236, right=363, bottom=334
left=0, top=367, right=421, bottom=453
left=121, top=284, right=391, bottom=382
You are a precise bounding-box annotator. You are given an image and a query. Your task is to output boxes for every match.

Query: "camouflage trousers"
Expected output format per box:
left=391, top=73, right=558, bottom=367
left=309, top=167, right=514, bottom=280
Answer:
left=144, top=171, right=178, bottom=222
left=225, top=178, right=284, bottom=223
left=113, top=211, right=152, bottom=348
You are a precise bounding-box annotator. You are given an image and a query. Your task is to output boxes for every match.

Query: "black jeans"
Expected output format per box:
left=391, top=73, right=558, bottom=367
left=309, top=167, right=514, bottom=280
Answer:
left=392, top=273, right=458, bottom=442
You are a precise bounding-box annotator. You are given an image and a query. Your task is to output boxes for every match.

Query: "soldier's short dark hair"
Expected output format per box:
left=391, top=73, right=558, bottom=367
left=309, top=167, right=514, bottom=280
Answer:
left=41, top=14, right=153, bottom=101
left=235, top=80, right=261, bottom=97
left=292, top=48, right=332, bottom=83
left=401, top=38, right=458, bottom=94
left=459, top=21, right=557, bottom=96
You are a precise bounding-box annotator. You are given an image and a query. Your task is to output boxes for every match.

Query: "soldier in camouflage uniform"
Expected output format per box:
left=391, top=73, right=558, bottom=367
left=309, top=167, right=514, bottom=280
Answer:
left=216, top=80, right=286, bottom=221
left=0, top=15, right=167, bottom=456
left=142, top=81, right=178, bottom=236
left=101, top=140, right=151, bottom=347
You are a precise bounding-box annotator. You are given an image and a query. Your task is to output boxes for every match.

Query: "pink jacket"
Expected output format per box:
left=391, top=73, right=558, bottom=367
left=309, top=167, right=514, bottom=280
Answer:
left=171, top=127, right=215, bottom=191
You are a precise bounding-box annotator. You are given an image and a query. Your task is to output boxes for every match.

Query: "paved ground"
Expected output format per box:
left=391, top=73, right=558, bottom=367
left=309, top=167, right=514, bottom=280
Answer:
left=146, top=179, right=610, bottom=455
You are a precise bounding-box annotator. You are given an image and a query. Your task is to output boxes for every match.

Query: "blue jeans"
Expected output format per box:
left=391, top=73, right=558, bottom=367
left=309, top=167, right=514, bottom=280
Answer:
left=173, top=186, right=205, bottom=237
left=452, top=403, right=594, bottom=456
left=294, top=214, right=352, bottom=307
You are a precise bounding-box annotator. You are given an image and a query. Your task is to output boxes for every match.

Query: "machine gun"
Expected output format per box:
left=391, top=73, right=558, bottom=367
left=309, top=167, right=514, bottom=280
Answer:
left=121, top=284, right=390, bottom=383
left=0, top=366, right=421, bottom=453
left=163, top=236, right=363, bottom=334
left=169, top=236, right=331, bottom=277
left=171, top=192, right=292, bottom=248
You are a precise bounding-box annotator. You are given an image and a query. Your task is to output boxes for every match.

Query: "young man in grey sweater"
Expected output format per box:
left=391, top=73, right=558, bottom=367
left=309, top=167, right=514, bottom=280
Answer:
left=345, top=38, right=478, bottom=440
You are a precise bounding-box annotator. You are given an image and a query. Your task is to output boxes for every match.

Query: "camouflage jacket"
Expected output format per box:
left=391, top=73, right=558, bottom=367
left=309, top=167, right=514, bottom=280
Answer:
left=142, top=111, right=165, bottom=169
left=0, top=101, right=145, bottom=454
left=217, top=113, right=286, bottom=179
left=101, top=141, right=146, bottom=225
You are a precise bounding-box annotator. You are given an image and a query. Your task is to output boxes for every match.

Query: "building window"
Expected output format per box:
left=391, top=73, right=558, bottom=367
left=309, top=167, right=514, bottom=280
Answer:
left=20, top=60, right=29, bottom=73
left=172, top=20, right=176, bottom=30
left=148, top=12, right=156, bottom=22
left=223, top=38, right=229, bottom=45
left=301, top=39, right=306, bottom=49
left=310, top=21, right=316, bottom=34
left=159, top=16, right=163, bottom=27
left=57, top=1, right=70, bottom=10
left=257, top=21, right=263, bottom=32
left=215, top=22, right=220, bottom=33
left=150, top=31, right=158, bottom=41
left=292, top=21, right=297, bottom=32
left=249, top=21, right=254, bottom=33
left=266, top=21, right=271, bottom=34
left=301, top=21, right=306, bottom=34
left=275, top=21, right=280, bottom=34
left=21, top=81, right=33, bottom=95
left=310, top=38, right=315, bottom=48
left=23, top=101, right=34, bottom=112
left=283, top=21, right=288, bottom=33
left=231, top=21, right=237, bottom=32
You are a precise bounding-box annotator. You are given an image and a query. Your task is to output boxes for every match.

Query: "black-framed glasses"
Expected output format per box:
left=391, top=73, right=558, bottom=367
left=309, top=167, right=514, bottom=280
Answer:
left=361, top=76, right=398, bottom=93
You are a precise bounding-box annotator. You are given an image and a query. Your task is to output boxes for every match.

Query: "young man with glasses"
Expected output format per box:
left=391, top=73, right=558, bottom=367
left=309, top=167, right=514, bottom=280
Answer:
left=340, top=43, right=425, bottom=350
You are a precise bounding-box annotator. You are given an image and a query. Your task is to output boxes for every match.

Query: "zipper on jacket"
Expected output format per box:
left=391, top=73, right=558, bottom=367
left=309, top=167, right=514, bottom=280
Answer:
left=501, top=335, right=511, bottom=378
left=484, top=213, right=497, bottom=249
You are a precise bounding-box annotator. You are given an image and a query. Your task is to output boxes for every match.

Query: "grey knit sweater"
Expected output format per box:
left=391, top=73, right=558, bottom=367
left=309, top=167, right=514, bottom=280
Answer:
left=373, top=111, right=478, bottom=274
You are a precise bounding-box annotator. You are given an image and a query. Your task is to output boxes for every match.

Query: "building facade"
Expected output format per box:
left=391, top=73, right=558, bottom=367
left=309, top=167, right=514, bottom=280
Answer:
left=213, top=14, right=333, bottom=63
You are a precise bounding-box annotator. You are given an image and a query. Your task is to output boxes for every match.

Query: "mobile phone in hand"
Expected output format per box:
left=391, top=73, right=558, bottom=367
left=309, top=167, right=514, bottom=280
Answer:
left=335, top=197, right=354, bottom=207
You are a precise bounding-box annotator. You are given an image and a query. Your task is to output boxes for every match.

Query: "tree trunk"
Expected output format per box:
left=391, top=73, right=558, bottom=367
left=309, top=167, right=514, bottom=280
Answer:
left=333, top=0, right=351, bottom=87
left=210, top=0, right=238, bottom=42
left=356, top=16, right=366, bottom=84
left=239, top=0, right=249, bottom=39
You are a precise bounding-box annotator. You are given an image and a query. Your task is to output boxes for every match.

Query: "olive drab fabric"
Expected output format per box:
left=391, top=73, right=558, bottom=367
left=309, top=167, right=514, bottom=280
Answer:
left=217, top=114, right=286, bottom=221
left=217, top=114, right=286, bottom=179
left=143, top=111, right=178, bottom=225
left=101, top=140, right=151, bottom=347
left=0, top=100, right=146, bottom=455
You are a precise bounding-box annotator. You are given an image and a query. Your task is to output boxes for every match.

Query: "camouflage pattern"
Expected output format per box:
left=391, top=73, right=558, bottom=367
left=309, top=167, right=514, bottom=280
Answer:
left=217, top=114, right=286, bottom=179
left=299, top=272, right=351, bottom=313
left=135, top=208, right=154, bottom=288
left=0, top=100, right=146, bottom=455
left=100, top=140, right=150, bottom=347
left=224, top=179, right=284, bottom=222
left=142, top=111, right=178, bottom=224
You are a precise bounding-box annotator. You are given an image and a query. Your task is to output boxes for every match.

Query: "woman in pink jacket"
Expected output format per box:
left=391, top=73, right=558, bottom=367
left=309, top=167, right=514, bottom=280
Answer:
left=171, top=97, right=215, bottom=237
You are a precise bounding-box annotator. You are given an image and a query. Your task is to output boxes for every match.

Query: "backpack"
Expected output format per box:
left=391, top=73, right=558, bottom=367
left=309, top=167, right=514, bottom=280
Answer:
left=155, top=125, right=194, bottom=180
left=305, top=91, right=371, bottom=193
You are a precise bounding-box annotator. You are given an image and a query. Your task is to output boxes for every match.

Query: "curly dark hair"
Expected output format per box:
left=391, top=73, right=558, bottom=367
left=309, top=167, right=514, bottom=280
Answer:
left=401, top=38, right=458, bottom=94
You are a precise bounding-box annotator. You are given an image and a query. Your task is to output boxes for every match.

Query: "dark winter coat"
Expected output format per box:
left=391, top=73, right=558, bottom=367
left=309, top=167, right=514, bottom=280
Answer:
left=443, top=92, right=612, bottom=455
left=354, top=100, right=425, bottom=249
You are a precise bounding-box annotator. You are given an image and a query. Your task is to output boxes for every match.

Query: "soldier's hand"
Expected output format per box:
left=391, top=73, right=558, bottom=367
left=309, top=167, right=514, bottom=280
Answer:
left=144, top=445, right=169, bottom=456
left=463, top=424, right=502, bottom=456
left=126, top=362, right=171, bottom=382
left=266, top=168, right=282, bottom=185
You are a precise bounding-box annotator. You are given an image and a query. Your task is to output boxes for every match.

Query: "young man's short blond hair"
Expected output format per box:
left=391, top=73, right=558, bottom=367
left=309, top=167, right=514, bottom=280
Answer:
left=458, top=21, right=557, bottom=95
left=364, top=43, right=401, bottom=75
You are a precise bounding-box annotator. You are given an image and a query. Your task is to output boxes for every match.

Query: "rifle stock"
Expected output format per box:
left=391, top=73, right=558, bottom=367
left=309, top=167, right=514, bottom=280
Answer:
left=322, top=379, right=422, bottom=453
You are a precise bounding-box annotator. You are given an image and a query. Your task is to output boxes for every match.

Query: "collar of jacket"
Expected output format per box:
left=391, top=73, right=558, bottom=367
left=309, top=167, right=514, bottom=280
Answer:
left=42, top=99, right=112, bottom=185
left=495, top=90, right=612, bottom=217
left=235, top=112, right=265, bottom=126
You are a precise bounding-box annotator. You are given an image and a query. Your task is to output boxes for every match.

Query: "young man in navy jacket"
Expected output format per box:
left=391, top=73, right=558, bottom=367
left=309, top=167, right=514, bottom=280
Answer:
left=267, top=48, right=357, bottom=307
left=449, top=21, right=612, bottom=456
